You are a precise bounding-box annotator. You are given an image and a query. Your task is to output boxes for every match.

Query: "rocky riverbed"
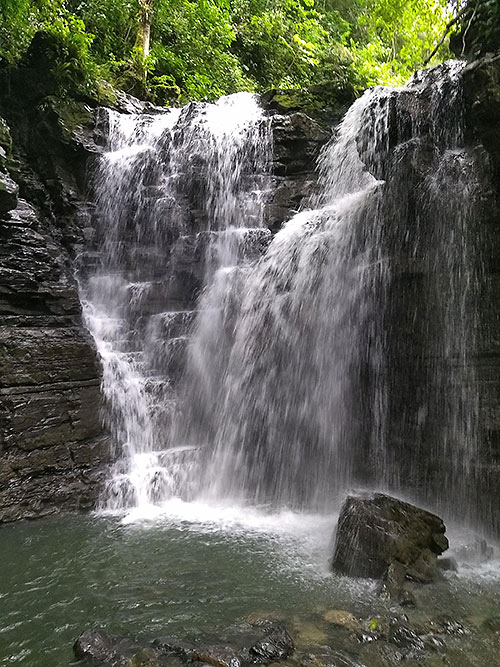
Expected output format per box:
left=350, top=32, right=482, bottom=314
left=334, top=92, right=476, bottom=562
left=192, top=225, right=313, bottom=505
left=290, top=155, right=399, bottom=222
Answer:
left=1, top=504, right=499, bottom=667
left=65, top=495, right=500, bottom=667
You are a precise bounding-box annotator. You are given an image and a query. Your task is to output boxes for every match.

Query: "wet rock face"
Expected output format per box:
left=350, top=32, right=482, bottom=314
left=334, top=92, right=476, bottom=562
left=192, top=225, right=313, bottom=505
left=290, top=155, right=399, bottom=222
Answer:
left=344, top=57, right=500, bottom=537
left=0, top=171, right=18, bottom=216
left=0, top=70, right=330, bottom=521
left=331, top=493, right=448, bottom=580
left=74, top=628, right=159, bottom=666
left=266, top=112, right=329, bottom=232
left=0, top=98, right=110, bottom=521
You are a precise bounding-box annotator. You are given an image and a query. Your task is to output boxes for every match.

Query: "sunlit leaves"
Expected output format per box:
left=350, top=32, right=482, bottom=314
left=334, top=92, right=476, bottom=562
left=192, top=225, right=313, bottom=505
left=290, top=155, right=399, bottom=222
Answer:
left=0, top=0, right=459, bottom=102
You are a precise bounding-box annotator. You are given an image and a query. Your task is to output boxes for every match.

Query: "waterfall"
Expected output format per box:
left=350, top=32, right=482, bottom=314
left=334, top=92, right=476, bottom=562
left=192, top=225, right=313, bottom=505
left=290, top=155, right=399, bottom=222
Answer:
left=79, top=93, right=272, bottom=510
left=175, top=92, right=385, bottom=510
left=81, top=62, right=485, bottom=522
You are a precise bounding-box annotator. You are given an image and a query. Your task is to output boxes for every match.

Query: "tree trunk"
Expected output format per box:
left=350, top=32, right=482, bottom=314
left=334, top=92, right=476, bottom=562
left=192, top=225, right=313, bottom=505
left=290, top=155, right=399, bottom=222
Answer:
left=136, top=0, right=154, bottom=59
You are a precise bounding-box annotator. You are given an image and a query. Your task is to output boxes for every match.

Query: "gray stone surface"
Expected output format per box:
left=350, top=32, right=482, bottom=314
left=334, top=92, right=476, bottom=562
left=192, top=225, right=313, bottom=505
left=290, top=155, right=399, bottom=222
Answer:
left=332, top=493, right=448, bottom=580
left=0, top=103, right=110, bottom=522
left=0, top=84, right=326, bottom=521
left=381, top=57, right=500, bottom=535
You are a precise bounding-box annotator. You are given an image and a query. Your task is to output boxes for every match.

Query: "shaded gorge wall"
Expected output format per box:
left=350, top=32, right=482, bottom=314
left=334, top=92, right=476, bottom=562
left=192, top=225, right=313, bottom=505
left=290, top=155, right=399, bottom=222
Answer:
left=0, top=86, right=111, bottom=521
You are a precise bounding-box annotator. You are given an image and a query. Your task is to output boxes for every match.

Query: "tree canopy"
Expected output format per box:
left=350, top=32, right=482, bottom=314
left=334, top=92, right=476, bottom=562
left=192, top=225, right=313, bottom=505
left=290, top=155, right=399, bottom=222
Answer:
left=0, top=0, right=475, bottom=104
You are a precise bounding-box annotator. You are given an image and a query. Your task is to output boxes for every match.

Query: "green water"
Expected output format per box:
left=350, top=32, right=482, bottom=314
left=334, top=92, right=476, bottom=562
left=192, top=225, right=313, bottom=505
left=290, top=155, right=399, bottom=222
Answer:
left=1, top=506, right=500, bottom=666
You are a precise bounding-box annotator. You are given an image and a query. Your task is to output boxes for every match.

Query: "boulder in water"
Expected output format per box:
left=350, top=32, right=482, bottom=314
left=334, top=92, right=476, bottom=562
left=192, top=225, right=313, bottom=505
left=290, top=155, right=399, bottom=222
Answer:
left=73, top=628, right=158, bottom=665
left=248, top=624, right=294, bottom=663
left=331, top=493, right=448, bottom=582
left=377, top=561, right=416, bottom=607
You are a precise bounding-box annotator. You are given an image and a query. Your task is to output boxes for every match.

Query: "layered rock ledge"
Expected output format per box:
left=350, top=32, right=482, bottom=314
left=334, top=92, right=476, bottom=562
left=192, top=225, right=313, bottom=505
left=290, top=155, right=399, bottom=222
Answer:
left=0, top=76, right=111, bottom=521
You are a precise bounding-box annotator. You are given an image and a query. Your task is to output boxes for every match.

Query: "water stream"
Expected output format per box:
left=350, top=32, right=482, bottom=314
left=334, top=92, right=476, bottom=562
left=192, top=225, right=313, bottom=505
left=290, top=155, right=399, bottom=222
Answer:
left=80, top=61, right=484, bottom=524
left=79, top=93, right=272, bottom=511
left=1, top=513, right=500, bottom=666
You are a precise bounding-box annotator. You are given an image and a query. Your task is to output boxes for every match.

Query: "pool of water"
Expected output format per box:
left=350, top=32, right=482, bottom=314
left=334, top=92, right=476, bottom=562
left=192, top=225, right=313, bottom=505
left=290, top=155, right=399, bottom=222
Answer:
left=1, top=501, right=500, bottom=666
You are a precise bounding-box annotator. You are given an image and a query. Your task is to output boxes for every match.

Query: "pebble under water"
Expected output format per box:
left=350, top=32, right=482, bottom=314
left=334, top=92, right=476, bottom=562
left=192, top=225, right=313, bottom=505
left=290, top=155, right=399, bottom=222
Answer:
left=1, top=508, right=500, bottom=666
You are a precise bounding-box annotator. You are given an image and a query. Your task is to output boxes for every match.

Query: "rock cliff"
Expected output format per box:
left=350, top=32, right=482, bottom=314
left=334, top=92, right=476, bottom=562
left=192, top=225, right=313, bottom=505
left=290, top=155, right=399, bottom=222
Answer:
left=371, top=55, right=500, bottom=534
left=0, top=69, right=110, bottom=521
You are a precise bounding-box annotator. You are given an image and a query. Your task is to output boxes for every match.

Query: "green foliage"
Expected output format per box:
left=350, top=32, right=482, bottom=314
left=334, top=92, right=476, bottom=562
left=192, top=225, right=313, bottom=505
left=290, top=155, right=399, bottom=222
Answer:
left=67, top=0, right=137, bottom=61
left=44, top=15, right=96, bottom=91
left=0, top=0, right=64, bottom=62
left=349, top=0, right=453, bottom=85
left=451, top=0, right=500, bottom=57
left=229, top=0, right=332, bottom=88
left=0, top=0, right=459, bottom=105
left=150, top=0, right=254, bottom=101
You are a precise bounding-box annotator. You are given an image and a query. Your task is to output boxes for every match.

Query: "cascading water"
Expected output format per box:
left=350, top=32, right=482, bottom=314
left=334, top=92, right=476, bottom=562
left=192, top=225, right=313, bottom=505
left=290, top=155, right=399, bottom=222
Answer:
left=79, top=93, right=272, bottom=511
left=174, top=60, right=483, bottom=518
left=175, top=92, right=385, bottom=510
left=82, top=62, right=485, bottom=525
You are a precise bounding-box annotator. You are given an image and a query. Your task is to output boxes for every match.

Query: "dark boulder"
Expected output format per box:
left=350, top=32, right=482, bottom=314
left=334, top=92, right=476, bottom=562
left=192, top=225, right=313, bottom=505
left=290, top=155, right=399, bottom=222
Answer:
left=331, top=493, right=448, bottom=581
left=75, top=624, right=295, bottom=667
left=73, top=628, right=158, bottom=665
left=248, top=624, right=294, bottom=663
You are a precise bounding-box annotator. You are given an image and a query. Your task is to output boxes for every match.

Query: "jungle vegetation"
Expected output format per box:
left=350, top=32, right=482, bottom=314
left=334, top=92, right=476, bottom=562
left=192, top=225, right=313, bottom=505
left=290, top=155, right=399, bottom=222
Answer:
left=0, top=0, right=496, bottom=104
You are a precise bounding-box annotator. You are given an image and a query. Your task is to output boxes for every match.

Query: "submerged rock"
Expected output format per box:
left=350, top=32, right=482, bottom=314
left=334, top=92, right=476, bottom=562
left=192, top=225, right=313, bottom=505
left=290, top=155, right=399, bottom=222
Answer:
left=293, top=622, right=329, bottom=646
left=75, top=623, right=295, bottom=667
left=322, top=610, right=361, bottom=632
left=331, top=493, right=448, bottom=583
left=386, top=620, right=426, bottom=652
left=481, top=615, right=500, bottom=633
left=152, top=637, right=195, bottom=660
left=190, top=645, right=241, bottom=667
left=377, top=562, right=417, bottom=607
left=436, top=616, right=469, bottom=636
left=300, top=649, right=362, bottom=667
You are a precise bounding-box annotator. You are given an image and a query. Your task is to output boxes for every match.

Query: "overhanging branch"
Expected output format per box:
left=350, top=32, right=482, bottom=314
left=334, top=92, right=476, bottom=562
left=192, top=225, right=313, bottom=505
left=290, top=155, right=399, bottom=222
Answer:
left=423, top=6, right=467, bottom=66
